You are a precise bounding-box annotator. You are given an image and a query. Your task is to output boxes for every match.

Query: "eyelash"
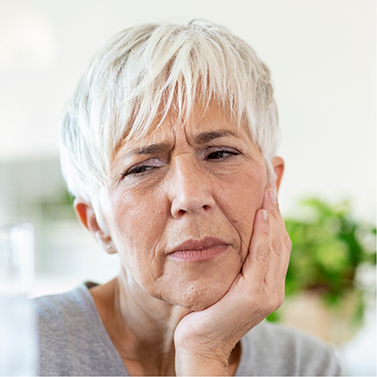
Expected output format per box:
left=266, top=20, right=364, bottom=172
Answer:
left=121, top=160, right=162, bottom=177
left=203, top=147, right=240, bottom=160
left=123, top=165, right=154, bottom=176
left=121, top=147, right=240, bottom=177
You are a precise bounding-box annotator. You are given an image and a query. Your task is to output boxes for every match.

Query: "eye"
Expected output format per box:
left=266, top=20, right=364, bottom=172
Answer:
left=124, top=165, right=154, bottom=175
left=204, top=147, right=240, bottom=161
left=121, top=159, right=163, bottom=177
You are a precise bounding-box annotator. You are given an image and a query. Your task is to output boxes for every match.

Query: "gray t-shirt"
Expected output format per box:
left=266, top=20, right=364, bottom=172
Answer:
left=35, top=284, right=342, bottom=376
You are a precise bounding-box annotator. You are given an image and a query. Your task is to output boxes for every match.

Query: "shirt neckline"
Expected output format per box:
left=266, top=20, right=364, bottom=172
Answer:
left=78, top=282, right=251, bottom=376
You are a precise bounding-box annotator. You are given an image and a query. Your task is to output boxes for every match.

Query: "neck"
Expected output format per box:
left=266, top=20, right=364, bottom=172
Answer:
left=90, top=268, right=190, bottom=376
left=90, top=269, right=241, bottom=376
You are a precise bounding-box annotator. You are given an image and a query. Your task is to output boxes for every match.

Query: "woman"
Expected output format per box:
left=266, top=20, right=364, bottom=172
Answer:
left=36, top=20, right=342, bottom=376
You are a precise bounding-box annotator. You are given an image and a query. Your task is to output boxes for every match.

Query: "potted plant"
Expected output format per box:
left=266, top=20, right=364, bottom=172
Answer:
left=268, top=198, right=376, bottom=345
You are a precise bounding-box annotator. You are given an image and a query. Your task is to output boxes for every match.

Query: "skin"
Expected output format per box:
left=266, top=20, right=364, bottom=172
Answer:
left=75, top=102, right=290, bottom=376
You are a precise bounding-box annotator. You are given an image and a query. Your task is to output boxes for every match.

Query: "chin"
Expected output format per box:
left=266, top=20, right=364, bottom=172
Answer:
left=164, top=273, right=237, bottom=311
left=146, top=253, right=243, bottom=310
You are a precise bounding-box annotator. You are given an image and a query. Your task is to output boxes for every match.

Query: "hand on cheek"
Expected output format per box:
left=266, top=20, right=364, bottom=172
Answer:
left=174, top=182, right=292, bottom=376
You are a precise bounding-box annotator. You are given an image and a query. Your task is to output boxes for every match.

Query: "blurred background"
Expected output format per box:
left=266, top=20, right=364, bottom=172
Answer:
left=0, top=0, right=375, bottom=375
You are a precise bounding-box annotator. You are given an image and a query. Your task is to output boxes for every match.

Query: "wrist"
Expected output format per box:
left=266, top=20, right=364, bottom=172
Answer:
left=175, top=350, right=228, bottom=376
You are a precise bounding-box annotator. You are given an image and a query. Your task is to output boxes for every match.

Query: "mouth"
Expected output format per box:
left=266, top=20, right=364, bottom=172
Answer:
left=167, top=237, right=230, bottom=262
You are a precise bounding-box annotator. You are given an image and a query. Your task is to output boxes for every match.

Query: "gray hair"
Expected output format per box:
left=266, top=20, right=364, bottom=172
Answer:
left=60, top=20, right=279, bottom=214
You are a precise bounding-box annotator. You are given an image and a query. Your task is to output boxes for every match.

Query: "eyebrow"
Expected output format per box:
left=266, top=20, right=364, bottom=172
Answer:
left=194, top=130, right=239, bottom=144
left=124, top=130, right=239, bottom=158
left=125, top=143, right=170, bottom=158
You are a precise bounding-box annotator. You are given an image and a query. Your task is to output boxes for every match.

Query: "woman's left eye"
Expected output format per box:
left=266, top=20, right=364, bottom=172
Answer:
left=204, top=148, right=240, bottom=160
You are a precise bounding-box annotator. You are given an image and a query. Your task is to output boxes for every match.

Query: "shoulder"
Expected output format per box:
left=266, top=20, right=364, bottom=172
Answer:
left=35, top=284, right=91, bottom=328
left=238, top=321, right=342, bottom=376
left=34, top=285, right=93, bottom=375
left=34, top=284, right=126, bottom=376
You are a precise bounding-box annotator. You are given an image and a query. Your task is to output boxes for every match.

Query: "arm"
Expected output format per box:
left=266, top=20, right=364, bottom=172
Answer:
left=174, top=182, right=292, bottom=376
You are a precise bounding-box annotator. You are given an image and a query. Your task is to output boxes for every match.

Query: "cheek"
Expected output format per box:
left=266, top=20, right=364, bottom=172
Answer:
left=106, top=186, right=167, bottom=281
left=216, top=165, right=266, bottom=256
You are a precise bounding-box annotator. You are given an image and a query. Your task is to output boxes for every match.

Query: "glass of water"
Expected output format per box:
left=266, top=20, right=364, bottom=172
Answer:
left=0, top=220, right=37, bottom=376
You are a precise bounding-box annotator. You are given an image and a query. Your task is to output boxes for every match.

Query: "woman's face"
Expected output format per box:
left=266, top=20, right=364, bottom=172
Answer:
left=100, top=102, right=268, bottom=310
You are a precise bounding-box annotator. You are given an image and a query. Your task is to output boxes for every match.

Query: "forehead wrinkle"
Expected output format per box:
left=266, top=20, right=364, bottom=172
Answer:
left=115, top=117, right=178, bottom=162
left=118, top=108, right=244, bottom=160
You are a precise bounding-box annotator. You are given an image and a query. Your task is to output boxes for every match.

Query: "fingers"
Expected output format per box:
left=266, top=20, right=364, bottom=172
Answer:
left=262, top=181, right=291, bottom=307
left=242, top=205, right=270, bottom=290
left=241, top=180, right=291, bottom=315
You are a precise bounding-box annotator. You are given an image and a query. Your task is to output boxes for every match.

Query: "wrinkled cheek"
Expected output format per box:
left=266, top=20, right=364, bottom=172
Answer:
left=110, top=201, right=166, bottom=282
left=222, top=174, right=266, bottom=262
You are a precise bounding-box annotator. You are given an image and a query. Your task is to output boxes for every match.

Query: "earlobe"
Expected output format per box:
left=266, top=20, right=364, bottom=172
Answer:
left=94, top=231, right=116, bottom=254
left=74, top=197, right=116, bottom=254
left=271, top=156, right=284, bottom=192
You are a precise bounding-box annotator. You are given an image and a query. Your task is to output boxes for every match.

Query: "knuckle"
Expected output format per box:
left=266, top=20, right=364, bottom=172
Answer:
left=267, top=294, right=279, bottom=312
left=270, top=209, right=279, bottom=220
left=276, top=291, right=285, bottom=309
left=285, top=234, right=292, bottom=249
left=270, top=239, right=282, bottom=254
left=259, top=226, right=269, bottom=237
left=255, top=245, right=269, bottom=263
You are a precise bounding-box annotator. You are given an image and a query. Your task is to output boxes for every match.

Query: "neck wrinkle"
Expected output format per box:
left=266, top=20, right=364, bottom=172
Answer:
left=115, top=268, right=190, bottom=375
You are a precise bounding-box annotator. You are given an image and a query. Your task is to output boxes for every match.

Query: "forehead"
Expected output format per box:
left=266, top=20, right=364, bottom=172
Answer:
left=120, top=101, right=252, bottom=151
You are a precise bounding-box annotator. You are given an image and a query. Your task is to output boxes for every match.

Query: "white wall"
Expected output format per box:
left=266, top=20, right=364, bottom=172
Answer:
left=0, top=0, right=375, bottom=220
left=0, top=3, right=375, bottom=373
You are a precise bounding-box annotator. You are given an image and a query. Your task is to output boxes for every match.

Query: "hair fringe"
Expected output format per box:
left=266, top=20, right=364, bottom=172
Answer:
left=60, top=20, right=279, bottom=219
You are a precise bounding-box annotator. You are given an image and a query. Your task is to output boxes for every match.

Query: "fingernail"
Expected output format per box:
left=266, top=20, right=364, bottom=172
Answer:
left=268, top=182, right=276, bottom=204
left=262, top=209, right=268, bottom=221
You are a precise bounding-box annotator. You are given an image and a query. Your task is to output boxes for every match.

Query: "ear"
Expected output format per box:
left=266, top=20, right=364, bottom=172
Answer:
left=74, top=197, right=117, bottom=254
left=271, top=156, right=284, bottom=193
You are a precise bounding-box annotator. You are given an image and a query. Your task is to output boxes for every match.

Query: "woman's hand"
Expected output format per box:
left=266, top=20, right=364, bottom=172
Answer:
left=174, top=182, right=292, bottom=376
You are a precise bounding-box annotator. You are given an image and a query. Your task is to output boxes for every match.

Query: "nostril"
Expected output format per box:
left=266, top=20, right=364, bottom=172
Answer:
left=172, top=203, right=213, bottom=219
left=170, top=181, right=216, bottom=218
left=177, top=209, right=186, bottom=216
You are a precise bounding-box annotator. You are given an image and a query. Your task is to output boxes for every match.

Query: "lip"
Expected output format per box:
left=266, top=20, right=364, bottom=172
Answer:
left=167, top=237, right=230, bottom=262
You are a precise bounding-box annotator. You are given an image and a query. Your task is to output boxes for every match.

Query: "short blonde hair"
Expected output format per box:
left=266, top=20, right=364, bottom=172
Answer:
left=60, top=20, right=279, bottom=212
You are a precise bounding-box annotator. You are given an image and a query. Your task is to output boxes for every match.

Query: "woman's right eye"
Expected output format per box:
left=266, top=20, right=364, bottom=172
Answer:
left=121, top=159, right=163, bottom=177
left=124, top=165, right=154, bottom=176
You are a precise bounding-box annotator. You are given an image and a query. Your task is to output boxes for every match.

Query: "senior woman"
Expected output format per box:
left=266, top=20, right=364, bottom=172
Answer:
left=36, top=20, right=341, bottom=376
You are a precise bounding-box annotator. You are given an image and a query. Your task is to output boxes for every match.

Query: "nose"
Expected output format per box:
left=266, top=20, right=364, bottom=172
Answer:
left=169, top=157, right=216, bottom=219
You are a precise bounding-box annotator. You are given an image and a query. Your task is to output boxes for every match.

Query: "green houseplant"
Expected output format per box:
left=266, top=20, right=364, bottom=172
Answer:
left=268, top=198, right=376, bottom=333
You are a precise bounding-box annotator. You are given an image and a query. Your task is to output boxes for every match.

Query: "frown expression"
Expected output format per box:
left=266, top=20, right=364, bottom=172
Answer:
left=100, top=103, right=268, bottom=310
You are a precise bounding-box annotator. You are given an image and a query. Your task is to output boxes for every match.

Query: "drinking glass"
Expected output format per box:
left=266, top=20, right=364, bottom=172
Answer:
left=0, top=220, right=37, bottom=376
